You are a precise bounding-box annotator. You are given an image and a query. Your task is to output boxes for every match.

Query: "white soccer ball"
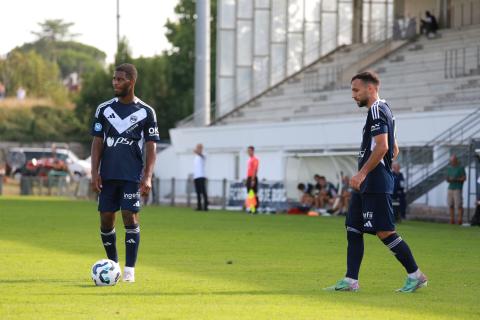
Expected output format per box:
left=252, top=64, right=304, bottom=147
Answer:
left=91, top=259, right=121, bottom=286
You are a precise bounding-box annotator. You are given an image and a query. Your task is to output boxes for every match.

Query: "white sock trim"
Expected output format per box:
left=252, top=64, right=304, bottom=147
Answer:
left=124, top=266, right=135, bottom=273
left=408, top=269, right=421, bottom=279
left=100, top=228, right=116, bottom=236
left=344, top=277, right=358, bottom=284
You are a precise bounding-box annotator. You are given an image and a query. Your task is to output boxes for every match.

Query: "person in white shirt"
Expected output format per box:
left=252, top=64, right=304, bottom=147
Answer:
left=193, top=144, right=208, bottom=211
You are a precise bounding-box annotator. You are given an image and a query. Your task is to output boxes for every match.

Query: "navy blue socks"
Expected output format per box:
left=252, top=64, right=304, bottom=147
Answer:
left=381, top=233, right=418, bottom=273
left=345, top=227, right=364, bottom=280
left=125, top=224, right=140, bottom=267
left=100, top=228, right=118, bottom=263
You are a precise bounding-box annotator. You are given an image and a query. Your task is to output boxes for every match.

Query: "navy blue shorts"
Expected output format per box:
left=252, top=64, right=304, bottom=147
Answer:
left=345, top=192, right=395, bottom=234
left=98, top=180, right=141, bottom=213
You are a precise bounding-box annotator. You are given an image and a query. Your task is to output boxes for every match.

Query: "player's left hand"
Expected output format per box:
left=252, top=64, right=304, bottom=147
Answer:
left=350, top=172, right=366, bottom=191
left=140, top=176, right=152, bottom=197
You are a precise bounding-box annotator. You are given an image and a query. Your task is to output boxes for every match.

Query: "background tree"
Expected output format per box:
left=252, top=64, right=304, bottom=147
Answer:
left=74, top=67, right=113, bottom=128
left=115, top=37, right=134, bottom=66
left=18, top=20, right=106, bottom=78
left=32, top=19, right=78, bottom=42
left=164, top=0, right=217, bottom=123
left=0, top=50, right=68, bottom=104
left=75, top=0, right=218, bottom=142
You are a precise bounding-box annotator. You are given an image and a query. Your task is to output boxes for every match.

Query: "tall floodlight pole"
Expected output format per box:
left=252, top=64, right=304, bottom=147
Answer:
left=116, top=0, right=120, bottom=51
left=194, top=0, right=211, bottom=126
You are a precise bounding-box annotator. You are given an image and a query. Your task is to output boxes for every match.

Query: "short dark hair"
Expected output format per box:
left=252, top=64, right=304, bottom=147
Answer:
left=314, top=174, right=320, bottom=179
left=248, top=146, right=255, bottom=151
left=115, top=63, right=138, bottom=81
left=297, top=183, right=305, bottom=190
left=351, top=71, right=380, bottom=86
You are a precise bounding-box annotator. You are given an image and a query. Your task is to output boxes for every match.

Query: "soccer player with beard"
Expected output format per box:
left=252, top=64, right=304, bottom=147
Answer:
left=325, top=71, right=427, bottom=293
left=90, top=63, right=160, bottom=282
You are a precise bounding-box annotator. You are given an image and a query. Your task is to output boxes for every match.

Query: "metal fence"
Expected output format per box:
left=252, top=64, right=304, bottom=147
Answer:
left=153, top=178, right=289, bottom=212
left=0, top=176, right=291, bottom=213
left=11, top=176, right=93, bottom=198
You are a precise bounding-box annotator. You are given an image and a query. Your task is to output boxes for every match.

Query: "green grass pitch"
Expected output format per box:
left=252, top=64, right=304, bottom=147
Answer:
left=0, top=197, right=479, bottom=320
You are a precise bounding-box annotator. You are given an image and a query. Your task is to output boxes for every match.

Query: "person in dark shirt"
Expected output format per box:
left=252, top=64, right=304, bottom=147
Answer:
left=297, top=183, right=315, bottom=210
left=420, top=11, right=438, bottom=38
left=313, top=174, right=338, bottom=209
left=90, top=63, right=160, bottom=283
left=392, top=162, right=407, bottom=220
left=328, top=175, right=353, bottom=216
left=325, top=71, right=427, bottom=293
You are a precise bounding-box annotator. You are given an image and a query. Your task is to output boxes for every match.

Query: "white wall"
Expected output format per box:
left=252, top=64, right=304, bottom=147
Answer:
left=168, top=108, right=473, bottom=153
left=404, top=0, right=438, bottom=19
left=155, top=108, right=477, bottom=206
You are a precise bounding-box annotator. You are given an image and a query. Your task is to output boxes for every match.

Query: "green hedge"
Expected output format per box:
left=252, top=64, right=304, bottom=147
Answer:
left=0, top=106, right=88, bottom=142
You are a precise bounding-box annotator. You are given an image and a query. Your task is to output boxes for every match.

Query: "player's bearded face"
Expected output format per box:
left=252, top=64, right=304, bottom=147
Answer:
left=114, top=81, right=132, bottom=97
left=113, top=71, right=133, bottom=97
left=351, top=80, right=369, bottom=108
left=355, top=94, right=368, bottom=108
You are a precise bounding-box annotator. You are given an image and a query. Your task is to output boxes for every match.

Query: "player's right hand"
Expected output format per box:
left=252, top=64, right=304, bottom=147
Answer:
left=91, top=174, right=102, bottom=193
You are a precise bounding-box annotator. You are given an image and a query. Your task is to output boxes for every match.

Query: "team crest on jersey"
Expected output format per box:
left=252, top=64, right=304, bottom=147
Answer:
left=94, top=122, right=102, bottom=132
left=130, top=115, right=137, bottom=123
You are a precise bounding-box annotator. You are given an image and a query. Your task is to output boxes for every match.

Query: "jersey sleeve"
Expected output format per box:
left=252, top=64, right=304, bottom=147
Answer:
left=91, top=106, right=105, bottom=137
left=144, top=107, right=160, bottom=142
left=370, top=105, right=389, bottom=137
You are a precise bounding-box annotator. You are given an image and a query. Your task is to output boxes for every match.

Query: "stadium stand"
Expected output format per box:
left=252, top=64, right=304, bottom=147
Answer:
left=214, top=24, right=480, bottom=126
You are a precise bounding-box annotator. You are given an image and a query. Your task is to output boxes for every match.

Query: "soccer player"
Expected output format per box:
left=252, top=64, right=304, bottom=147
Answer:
left=246, top=146, right=259, bottom=212
left=326, top=71, right=427, bottom=293
left=90, top=63, right=160, bottom=282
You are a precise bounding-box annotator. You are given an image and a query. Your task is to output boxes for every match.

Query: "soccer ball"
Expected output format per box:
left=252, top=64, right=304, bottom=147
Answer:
left=91, top=259, right=121, bottom=286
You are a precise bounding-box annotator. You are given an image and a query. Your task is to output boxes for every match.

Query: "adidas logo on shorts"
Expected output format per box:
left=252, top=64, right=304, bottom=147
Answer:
left=133, top=201, right=140, bottom=207
left=364, top=221, right=373, bottom=228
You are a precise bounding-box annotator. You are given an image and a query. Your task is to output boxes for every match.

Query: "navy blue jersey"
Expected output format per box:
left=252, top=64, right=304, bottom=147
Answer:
left=358, top=100, right=395, bottom=194
left=91, top=97, right=160, bottom=182
left=304, top=183, right=314, bottom=195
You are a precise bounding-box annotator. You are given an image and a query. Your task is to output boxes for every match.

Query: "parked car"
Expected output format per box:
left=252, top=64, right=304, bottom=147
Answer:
left=6, top=147, right=91, bottom=180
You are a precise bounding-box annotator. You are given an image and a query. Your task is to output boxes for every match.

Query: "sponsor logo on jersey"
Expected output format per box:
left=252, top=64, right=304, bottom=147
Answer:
left=106, top=137, right=135, bottom=147
left=106, top=137, right=115, bottom=147
left=148, top=127, right=159, bottom=137
left=371, top=123, right=381, bottom=132
left=125, top=123, right=139, bottom=134
left=94, top=122, right=102, bottom=132
left=362, top=211, right=373, bottom=220
left=124, top=192, right=140, bottom=200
